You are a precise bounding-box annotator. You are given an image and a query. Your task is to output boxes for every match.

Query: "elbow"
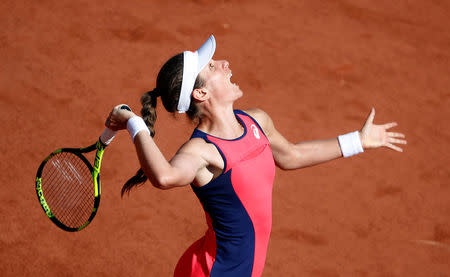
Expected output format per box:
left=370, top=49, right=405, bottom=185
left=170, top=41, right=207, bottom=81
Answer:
left=152, top=174, right=177, bottom=190
left=276, top=161, right=302, bottom=171
left=275, top=159, right=290, bottom=170
left=140, top=168, right=173, bottom=190
left=153, top=183, right=172, bottom=190
left=141, top=165, right=189, bottom=190
left=275, top=152, right=307, bottom=170
left=275, top=157, right=298, bottom=170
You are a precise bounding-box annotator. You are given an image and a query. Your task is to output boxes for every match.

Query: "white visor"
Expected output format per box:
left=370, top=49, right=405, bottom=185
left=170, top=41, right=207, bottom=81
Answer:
left=177, top=35, right=216, bottom=113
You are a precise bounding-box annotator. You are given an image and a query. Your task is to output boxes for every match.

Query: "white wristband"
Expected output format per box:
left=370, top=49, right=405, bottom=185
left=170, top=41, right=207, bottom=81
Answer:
left=127, top=116, right=150, bottom=142
left=338, top=131, right=364, bottom=158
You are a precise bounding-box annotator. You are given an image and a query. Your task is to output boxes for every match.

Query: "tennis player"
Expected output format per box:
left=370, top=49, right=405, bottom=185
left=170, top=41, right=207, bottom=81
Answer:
left=105, top=35, right=406, bottom=277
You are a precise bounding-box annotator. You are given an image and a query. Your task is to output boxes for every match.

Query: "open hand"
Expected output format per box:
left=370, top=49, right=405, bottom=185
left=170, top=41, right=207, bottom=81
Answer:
left=360, top=108, right=407, bottom=152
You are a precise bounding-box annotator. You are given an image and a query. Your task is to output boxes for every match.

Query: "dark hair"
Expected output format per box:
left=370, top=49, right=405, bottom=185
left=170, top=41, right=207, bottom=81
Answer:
left=121, top=53, right=205, bottom=196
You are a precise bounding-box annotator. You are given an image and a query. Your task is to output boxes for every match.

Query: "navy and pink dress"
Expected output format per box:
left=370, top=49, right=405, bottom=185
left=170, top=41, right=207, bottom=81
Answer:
left=174, top=110, right=276, bottom=277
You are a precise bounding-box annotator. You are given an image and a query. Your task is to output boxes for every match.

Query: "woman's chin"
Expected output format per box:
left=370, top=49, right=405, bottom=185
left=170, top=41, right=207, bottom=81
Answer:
left=235, top=88, right=243, bottom=99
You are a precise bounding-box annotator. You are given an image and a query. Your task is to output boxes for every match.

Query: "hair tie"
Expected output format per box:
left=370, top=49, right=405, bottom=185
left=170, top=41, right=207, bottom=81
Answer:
left=146, top=88, right=160, bottom=98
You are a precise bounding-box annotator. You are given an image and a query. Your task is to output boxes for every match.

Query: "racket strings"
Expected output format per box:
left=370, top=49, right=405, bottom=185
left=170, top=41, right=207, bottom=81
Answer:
left=45, top=155, right=94, bottom=226
left=41, top=152, right=95, bottom=228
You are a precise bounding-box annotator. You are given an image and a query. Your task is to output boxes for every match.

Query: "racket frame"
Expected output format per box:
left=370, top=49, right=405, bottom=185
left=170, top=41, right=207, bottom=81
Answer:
left=35, top=140, right=107, bottom=232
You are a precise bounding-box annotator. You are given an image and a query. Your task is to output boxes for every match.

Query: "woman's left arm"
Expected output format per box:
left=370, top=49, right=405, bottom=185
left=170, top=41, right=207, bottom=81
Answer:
left=246, top=108, right=407, bottom=170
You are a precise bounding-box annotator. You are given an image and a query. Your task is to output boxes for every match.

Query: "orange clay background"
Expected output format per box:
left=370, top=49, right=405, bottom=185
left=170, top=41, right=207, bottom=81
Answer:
left=1, top=0, right=449, bottom=276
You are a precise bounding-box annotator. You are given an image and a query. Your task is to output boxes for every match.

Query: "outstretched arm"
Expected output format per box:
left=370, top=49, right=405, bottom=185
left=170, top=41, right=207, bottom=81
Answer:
left=246, top=108, right=406, bottom=170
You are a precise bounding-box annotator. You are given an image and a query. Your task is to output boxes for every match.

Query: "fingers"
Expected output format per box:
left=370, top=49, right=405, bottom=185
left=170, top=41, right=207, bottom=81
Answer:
left=105, top=104, right=136, bottom=131
left=386, top=130, right=407, bottom=150
left=365, top=107, right=376, bottom=125
left=114, top=104, right=128, bottom=110
left=383, top=122, right=398, bottom=129
left=387, top=137, right=407, bottom=145
left=385, top=133, right=407, bottom=152
left=386, top=142, right=403, bottom=152
left=387, top=132, right=405, bottom=138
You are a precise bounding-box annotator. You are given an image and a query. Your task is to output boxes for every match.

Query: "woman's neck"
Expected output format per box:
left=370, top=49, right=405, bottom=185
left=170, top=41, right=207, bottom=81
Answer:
left=197, top=106, right=244, bottom=139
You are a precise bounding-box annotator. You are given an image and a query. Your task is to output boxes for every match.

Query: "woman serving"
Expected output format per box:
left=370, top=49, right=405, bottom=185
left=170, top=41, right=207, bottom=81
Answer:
left=105, top=35, right=406, bottom=277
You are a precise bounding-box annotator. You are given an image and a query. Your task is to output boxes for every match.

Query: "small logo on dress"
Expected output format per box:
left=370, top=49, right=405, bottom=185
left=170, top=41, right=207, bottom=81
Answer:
left=251, top=124, right=260, bottom=139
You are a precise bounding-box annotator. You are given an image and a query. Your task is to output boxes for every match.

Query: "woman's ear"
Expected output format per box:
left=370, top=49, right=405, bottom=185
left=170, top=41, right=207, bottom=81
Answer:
left=192, top=88, right=209, bottom=102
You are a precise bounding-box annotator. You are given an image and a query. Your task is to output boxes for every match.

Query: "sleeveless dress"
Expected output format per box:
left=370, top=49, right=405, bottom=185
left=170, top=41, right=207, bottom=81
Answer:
left=174, top=110, right=276, bottom=277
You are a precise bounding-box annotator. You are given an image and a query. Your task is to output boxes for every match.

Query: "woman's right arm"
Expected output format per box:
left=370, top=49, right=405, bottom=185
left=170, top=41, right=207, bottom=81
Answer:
left=133, top=132, right=207, bottom=189
left=106, top=105, right=207, bottom=190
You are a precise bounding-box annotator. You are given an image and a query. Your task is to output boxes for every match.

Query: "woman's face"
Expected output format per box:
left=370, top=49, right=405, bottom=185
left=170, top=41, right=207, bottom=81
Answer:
left=198, top=59, right=242, bottom=104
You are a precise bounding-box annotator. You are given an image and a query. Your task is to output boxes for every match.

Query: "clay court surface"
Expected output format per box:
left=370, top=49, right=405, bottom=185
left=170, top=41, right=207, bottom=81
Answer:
left=1, top=0, right=449, bottom=276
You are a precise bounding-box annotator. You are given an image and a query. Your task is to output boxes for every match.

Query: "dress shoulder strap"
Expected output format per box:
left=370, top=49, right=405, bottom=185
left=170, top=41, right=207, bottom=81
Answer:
left=190, top=128, right=208, bottom=140
left=234, top=109, right=267, bottom=137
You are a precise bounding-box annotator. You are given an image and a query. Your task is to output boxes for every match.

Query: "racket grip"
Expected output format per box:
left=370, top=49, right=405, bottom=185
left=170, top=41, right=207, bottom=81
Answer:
left=100, top=128, right=117, bottom=145
left=99, top=105, right=132, bottom=145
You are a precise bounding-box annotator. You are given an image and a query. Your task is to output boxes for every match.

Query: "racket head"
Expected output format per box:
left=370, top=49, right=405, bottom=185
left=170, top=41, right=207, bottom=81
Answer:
left=35, top=145, right=100, bottom=232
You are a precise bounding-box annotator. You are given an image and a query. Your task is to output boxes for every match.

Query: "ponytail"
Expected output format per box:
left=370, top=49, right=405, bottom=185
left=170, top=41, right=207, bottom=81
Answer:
left=140, top=88, right=160, bottom=137
left=121, top=53, right=204, bottom=197
left=121, top=89, right=159, bottom=197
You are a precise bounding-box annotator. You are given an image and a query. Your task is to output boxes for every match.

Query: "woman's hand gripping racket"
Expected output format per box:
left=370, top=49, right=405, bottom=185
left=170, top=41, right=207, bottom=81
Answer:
left=35, top=105, right=132, bottom=232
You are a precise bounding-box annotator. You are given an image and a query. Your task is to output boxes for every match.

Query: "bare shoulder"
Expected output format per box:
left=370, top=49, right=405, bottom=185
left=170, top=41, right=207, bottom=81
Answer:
left=176, top=137, right=221, bottom=163
left=243, top=108, right=275, bottom=134
left=176, top=137, right=210, bottom=156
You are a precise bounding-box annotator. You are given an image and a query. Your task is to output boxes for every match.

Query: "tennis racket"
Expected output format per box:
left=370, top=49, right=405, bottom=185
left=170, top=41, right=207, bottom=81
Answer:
left=35, top=104, right=131, bottom=232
